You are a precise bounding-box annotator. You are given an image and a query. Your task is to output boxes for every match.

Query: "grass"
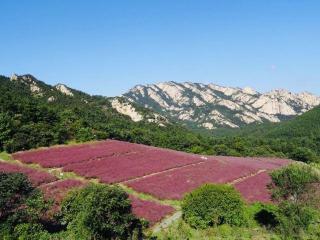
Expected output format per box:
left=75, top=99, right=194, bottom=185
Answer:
left=152, top=219, right=280, bottom=240
left=119, top=184, right=181, bottom=209
left=0, top=152, right=12, bottom=161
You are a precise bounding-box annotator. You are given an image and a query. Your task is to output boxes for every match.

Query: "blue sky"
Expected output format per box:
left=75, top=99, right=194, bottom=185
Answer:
left=1, top=0, right=319, bottom=96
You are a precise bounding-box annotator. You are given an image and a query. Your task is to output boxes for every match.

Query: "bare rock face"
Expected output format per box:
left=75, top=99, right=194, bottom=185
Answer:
left=55, top=84, right=74, bottom=96
left=110, top=97, right=168, bottom=126
left=111, top=98, right=144, bottom=122
left=10, top=74, right=43, bottom=96
left=123, top=82, right=320, bottom=129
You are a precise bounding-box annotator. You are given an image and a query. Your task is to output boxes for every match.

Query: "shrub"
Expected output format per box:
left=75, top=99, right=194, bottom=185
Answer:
left=289, top=147, right=318, bottom=163
left=0, top=172, right=33, bottom=219
left=270, top=164, right=320, bottom=239
left=0, top=172, right=51, bottom=239
left=61, top=183, right=143, bottom=240
left=270, top=164, right=320, bottom=202
left=276, top=202, right=318, bottom=239
left=182, top=184, right=246, bottom=229
left=75, top=127, right=96, bottom=142
left=13, top=223, right=50, bottom=240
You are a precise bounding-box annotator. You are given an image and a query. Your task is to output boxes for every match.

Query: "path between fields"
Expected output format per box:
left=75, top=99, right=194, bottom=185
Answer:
left=121, top=160, right=207, bottom=184
left=153, top=211, right=182, bottom=233
left=229, top=169, right=267, bottom=185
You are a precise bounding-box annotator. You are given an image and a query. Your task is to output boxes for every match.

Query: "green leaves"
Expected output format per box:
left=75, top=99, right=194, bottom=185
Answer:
left=61, top=183, right=142, bottom=240
left=270, top=164, right=320, bottom=202
left=0, top=172, right=33, bottom=219
left=182, top=184, right=246, bottom=229
left=269, top=164, right=320, bottom=239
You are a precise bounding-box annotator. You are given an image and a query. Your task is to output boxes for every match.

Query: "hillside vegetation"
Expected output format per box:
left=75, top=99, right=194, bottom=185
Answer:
left=210, top=106, right=320, bottom=163
left=0, top=75, right=210, bottom=153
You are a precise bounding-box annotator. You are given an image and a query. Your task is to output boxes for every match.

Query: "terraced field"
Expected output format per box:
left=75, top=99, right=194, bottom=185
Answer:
left=8, top=140, right=292, bottom=227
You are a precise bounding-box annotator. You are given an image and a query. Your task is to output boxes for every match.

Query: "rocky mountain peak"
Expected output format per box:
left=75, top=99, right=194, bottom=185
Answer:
left=55, top=84, right=74, bottom=96
left=10, top=74, right=43, bottom=95
left=123, top=81, right=320, bottom=130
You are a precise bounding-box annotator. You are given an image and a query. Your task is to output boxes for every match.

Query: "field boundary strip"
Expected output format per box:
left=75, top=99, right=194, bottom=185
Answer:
left=120, top=160, right=207, bottom=184
left=229, top=169, right=267, bottom=185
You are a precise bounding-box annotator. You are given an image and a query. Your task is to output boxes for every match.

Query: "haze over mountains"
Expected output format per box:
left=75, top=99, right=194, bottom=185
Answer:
left=124, top=82, right=320, bottom=129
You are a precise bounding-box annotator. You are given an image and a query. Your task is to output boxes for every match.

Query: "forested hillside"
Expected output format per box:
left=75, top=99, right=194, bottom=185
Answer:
left=211, top=106, right=320, bottom=163
left=0, top=75, right=210, bottom=153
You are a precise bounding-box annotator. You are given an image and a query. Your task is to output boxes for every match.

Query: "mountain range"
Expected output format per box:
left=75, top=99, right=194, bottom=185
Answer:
left=123, top=81, right=320, bottom=129
left=9, top=74, right=320, bottom=131
left=1, top=73, right=320, bottom=163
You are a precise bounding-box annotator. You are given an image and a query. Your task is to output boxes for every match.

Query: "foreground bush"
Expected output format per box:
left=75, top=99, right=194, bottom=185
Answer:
left=61, top=183, right=143, bottom=240
left=0, top=172, right=33, bottom=218
left=270, top=164, right=320, bottom=203
left=270, top=164, right=320, bottom=239
left=0, top=172, right=51, bottom=239
left=182, top=184, right=246, bottom=229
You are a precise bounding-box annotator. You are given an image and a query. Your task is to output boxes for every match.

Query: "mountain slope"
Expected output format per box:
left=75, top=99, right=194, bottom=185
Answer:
left=210, top=106, right=320, bottom=163
left=220, top=105, right=320, bottom=139
left=9, top=74, right=167, bottom=125
left=124, top=81, right=320, bottom=130
left=0, top=74, right=210, bottom=153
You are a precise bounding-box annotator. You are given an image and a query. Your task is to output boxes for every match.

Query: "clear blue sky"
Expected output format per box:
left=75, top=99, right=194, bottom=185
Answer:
left=1, top=0, right=319, bottom=96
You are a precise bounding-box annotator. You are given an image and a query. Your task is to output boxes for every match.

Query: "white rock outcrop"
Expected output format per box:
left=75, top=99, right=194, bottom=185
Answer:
left=124, top=81, right=320, bottom=130
left=111, top=99, right=143, bottom=122
left=55, top=84, right=74, bottom=96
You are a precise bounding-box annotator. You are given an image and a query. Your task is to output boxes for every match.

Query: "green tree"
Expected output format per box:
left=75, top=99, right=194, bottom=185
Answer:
left=0, top=172, right=33, bottom=220
left=289, top=147, right=318, bottom=163
left=0, top=113, right=12, bottom=150
left=75, top=127, right=96, bottom=142
left=61, top=183, right=142, bottom=240
left=270, top=164, right=320, bottom=239
left=276, top=202, right=317, bottom=239
left=0, top=172, right=51, bottom=239
left=270, top=164, right=320, bottom=203
left=182, top=184, right=246, bottom=229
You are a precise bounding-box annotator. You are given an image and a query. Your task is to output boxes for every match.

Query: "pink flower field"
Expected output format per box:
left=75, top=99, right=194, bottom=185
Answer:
left=233, top=171, right=273, bottom=203
left=38, top=179, right=173, bottom=224
left=126, top=156, right=290, bottom=200
left=10, top=140, right=292, bottom=224
left=0, top=161, right=57, bottom=186
left=13, top=140, right=205, bottom=183
left=129, top=196, right=175, bottom=225
left=40, top=179, right=85, bottom=203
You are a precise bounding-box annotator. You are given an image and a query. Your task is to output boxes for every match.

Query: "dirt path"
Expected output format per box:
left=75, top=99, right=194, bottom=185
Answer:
left=121, top=160, right=207, bottom=184
left=229, top=169, right=267, bottom=185
left=152, top=211, right=182, bottom=233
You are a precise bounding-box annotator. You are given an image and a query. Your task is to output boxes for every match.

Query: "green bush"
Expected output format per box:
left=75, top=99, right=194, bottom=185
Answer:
left=182, top=184, right=246, bottom=229
left=289, top=147, right=318, bottom=163
left=61, top=183, right=143, bottom=240
left=270, top=164, right=320, bottom=202
left=0, top=172, right=51, bottom=239
left=276, top=202, right=318, bottom=239
left=270, top=164, right=320, bottom=239
left=0, top=172, right=33, bottom=219
left=13, top=223, right=50, bottom=240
